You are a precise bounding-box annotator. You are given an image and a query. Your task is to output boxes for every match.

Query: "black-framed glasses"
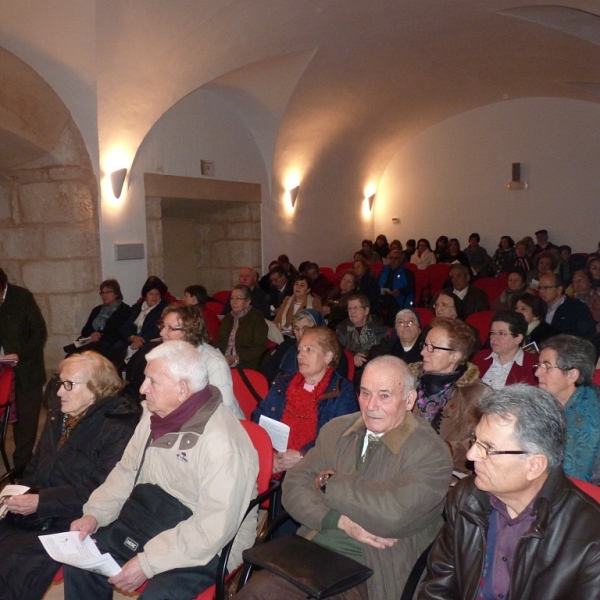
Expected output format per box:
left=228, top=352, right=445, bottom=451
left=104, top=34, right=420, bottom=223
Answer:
left=470, top=437, right=528, bottom=460
left=58, top=380, right=85, bottom=392
left=489, top=331, right=516, bottom=338
left=420, top=341, right=455, bottom=353
left=533, top=362, right=572, bottom=373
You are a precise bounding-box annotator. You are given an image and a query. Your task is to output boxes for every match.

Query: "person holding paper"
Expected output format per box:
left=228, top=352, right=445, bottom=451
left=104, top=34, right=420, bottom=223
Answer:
left=253, top=326, right=358, bottom=474
left=63, top=340, right=258, bottom=600
left=0, top=351, right=138, bottom=600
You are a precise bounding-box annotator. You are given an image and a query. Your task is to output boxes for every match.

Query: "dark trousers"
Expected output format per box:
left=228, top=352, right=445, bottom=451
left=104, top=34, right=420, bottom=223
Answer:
left=12, top=383, right=43, bottom=469
left=63, top=525, right=219, bottom=600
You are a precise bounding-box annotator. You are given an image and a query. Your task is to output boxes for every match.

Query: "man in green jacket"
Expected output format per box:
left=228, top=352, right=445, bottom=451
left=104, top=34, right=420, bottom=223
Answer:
left=0, top=268, right=47, bottom=470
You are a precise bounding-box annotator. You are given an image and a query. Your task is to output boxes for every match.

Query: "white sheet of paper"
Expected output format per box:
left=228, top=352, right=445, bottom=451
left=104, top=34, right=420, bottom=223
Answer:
left=0, top=485, right=30, bottom=518
left=39, top=531, right=122, bottom=577
left=258, top=415, right=290, bottom=452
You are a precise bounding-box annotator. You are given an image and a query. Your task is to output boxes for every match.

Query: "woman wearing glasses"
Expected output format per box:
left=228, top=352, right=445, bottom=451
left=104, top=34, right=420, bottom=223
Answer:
left=472, top=311, right=538, bottom=389
left=369, top=308, right=423, bottom=364
left=411, top=316, right=488, bottom=469
left=0, top=351, right=138, bottom=600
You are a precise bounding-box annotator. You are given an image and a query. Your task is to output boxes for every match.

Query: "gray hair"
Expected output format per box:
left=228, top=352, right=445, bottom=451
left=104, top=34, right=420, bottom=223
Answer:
left=540, top=334, right=596, bottom=386
left=146, top=340, right=208, bottom=393
left=476, top=384, right=566, bottom=469
left=232, top=284, right=251, bottom=300
left=363, top=355, right=415, bottom=399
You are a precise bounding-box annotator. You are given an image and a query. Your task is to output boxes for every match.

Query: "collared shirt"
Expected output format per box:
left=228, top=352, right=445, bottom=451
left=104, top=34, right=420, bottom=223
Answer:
left=481, top=349, right=524, bottom=390
left=545, top=294, right=566, bottom=324
left=360, top=429, right=383, bottom=457
left=453, top=286, right=468, bottom=300
left=485, top=495, right=537, bottom=600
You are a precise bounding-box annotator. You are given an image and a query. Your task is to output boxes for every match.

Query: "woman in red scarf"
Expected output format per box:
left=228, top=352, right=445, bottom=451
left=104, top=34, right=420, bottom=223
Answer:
left=252, top=327, right=358, bottom=474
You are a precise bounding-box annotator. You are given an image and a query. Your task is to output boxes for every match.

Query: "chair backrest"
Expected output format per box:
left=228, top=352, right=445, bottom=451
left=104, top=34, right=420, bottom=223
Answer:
left=319, top=266, right=339, bottom=285
left=205, top=300, right=223, bottom=315
left=465, top=310, right=496, bottom=346
left=570, top=477, right=600, bottom=502
left=240, top=421, right=274, bottom=503
left=212, top=290, right=232, bottom=305
left=335, top=262, right=354, bottom=276
left=426, top=263, right=450, bottom=296
left=472, top=277, right=505, bottom=305
left=231, top=369, right=269, bottom=419
left=0, top=367, right=13, bottom=413
left=411, top=307, right=435, bottom=328
left=202, top=307, right=221, bottom=343
left=371, top=262, right=384, bottom=278
left=404, top=262, right=418, bottom=273
left=344, top=349, right=355, bottom=382
left=593, top=369, right=600, bottom=387
left=413, top=269, right=430, bottom=306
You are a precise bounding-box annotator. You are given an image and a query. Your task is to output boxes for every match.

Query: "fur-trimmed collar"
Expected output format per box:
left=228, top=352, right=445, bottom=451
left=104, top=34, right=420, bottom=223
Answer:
left=410, top=361, right=481, bottom=387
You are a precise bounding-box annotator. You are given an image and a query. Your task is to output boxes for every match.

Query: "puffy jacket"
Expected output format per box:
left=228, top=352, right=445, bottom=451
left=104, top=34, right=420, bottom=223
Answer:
left=419, top=470, right=600, bottom=600
left=252, top=369, right=359, bottom=453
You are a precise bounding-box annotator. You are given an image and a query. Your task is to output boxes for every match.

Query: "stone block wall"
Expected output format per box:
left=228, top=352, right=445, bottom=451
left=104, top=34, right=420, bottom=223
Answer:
left=0, top=120, right=101, bottom=374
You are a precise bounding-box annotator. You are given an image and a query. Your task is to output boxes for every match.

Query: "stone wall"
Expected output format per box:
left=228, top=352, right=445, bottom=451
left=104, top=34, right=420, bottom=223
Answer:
left=0, top=120, right=101, bottom=374
left=155, top=200, right=262, bottom=295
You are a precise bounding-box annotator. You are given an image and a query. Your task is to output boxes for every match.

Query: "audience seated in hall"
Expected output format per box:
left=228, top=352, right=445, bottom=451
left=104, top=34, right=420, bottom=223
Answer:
left=273, top=274, right=323, bottom=335
left=267, top=265, right=293, bottom=311
left=65, top=278, right=131, bottom=363
left=322, top=270, right=358, bottom=329
left=378, top=249, right=415, bottom=326
left=535, top=335, right=600, bottom=484
left=472, top=311, right=538, bottom=390
left=258, top=260, right=280, bottom=293
left=214, top=284, right=269, bottom=370
left=277, top=253, right=299, bottom=280
left=222, top=267, right=271, bottom=319
left=373, top=234, right=390, bottom=260
left=443, top=264, right=490, bottom=320
left=490, top=235, right=515, bottom=275
left=434, top=235, right=450, bottom=263
left=305, top=262, right=335, bottom=300
left=356, top=239, right=381, bottom=264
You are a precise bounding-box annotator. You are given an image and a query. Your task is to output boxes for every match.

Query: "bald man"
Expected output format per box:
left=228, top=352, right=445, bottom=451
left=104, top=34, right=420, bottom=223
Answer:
left=221, top=267, right=271, bottom=318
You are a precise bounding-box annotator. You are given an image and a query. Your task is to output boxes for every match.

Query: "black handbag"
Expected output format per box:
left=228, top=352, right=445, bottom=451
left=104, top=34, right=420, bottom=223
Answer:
left=105, top=435, right=192, bottom=561
left=242, top=534, right=373, bottom=599
left=5, top=511, right=56, bottom=532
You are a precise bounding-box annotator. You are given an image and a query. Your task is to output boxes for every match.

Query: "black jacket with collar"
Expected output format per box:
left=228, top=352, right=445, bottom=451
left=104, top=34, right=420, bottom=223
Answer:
left=550, top=295, right=596, bottom=339
left=419, top=469, right=600, bottom=600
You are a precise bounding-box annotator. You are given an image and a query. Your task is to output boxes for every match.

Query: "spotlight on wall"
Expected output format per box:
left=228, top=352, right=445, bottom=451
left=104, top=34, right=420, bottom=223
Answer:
left=367, top=193, right=376, bottom=211
left=289, top=186, right=300, bottom=208
left=111, top=168, right=128, bottom=199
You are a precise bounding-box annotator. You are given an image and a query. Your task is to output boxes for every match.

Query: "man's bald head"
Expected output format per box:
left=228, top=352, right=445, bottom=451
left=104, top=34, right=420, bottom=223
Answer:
left=239, top=267, right=257, bottom=288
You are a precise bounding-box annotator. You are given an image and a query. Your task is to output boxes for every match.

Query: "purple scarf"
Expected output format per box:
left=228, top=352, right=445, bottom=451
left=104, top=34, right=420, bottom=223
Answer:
left=149, top=386, right=212, bottom=440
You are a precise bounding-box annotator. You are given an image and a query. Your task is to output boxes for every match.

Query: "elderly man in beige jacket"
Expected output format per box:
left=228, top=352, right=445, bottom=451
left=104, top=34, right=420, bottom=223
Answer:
left=64, top=340, right=258, bottom=600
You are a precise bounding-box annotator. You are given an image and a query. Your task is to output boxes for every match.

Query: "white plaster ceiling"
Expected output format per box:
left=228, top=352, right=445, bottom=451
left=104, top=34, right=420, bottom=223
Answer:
left=3, top=0, right=600, bottom=178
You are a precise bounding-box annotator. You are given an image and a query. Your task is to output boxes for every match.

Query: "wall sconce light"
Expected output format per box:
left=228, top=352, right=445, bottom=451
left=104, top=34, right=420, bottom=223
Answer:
left=289, top=186, right=300, bottom=208
left=111, top=168, right=128, bottom=199
left=367, top=193, right=376, bottom=211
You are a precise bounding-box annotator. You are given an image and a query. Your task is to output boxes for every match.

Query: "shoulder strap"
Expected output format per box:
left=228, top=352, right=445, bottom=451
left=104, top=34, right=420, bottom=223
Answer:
left=236, top=367, right=263, bottom=405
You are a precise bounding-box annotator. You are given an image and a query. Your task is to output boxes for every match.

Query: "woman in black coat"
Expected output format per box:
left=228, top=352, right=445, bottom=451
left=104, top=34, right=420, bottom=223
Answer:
left=65, top=279, right=131, bottom=362
left=0, top=351, right=139, bottom=600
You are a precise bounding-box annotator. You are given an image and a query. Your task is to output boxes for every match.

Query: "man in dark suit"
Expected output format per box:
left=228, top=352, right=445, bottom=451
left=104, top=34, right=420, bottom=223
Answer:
left=0, top=269, right=47, bottom=469
left=268, top=266, right=293, bottom=310
left=444, top=264, right=489, bottom=319
left=221, top=267, right=271, bottom=319
left=538, top=273, right=596, bottom=339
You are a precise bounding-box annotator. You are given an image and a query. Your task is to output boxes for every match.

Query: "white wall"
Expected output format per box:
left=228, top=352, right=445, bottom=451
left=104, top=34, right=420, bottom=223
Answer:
left=375, top=97, right=600, bottom=254
left=109, top=87, right=269, bottom=303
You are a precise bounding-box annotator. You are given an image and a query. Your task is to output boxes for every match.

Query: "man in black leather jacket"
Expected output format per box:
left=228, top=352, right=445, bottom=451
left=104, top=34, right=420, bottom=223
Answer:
left=418, top=384, right=600, bottom=600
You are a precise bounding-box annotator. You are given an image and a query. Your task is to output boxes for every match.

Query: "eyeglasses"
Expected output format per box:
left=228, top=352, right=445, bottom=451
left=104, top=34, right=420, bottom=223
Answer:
left=470, top=437, right=528, bottom=460
left=489, top=331, right=516, bottom=338
left=396, top=320, right=417, bottom=327
left=99, top=290, right=115, bottom=295
left=420, top=341, right=455, bottom=353
left=348, top=306, right=367, bottom=312
left=159, top=325, right=183, bottom=333
left=58, top=380, right=85, bottom=391
left=230, top=296, right=248, bottom=302
left=534, top=362, right=572, bottom=373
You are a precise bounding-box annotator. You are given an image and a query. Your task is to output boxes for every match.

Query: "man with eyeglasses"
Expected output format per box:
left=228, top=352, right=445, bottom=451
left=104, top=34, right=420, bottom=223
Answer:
left=538, top=273, right=596, bottom=339
left=418, top=384, right=600, bottom=600
left=535, top=334, right=600, bottom=484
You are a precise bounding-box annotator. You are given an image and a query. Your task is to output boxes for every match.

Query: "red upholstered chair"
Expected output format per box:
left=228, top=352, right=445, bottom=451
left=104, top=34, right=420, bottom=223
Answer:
left=212, top=290, right=232, bottom=305
left=202, top=307, right=221, bottom=343
left=405, top=262, right=418, bottom=274
left=335, top=262, right=354, bottom=276
left=0, top=367, right=14, bottom=474
left=472, top=277, right=505, bottom=306
left=205, top=300, right=223, bottom=315
left=411, top=307, right=435, bottom=328
left=425, top=263, right=450, bottom=297
left=466, top=310, right=496, bottom=346
left=344, top=349, right=355, bottom=382
left=371, top=262, right=384, bottom=278
left=413, top=269, right=430, bottom=306
left=594, top=370, right=600, bottom=387
left=231, top=369, right=269, bottom=420
left=319, top=266, right=339, bottom=285
left=570, top=477, right=600, bottom=501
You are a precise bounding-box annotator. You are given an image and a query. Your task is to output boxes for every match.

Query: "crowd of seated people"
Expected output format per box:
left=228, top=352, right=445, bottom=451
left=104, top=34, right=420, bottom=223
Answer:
left=5, top=225, right=600, bottom=600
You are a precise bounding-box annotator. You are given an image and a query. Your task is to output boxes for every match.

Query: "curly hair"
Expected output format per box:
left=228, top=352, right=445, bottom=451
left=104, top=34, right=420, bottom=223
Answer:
left=160, top=303, right=210, bottom=345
